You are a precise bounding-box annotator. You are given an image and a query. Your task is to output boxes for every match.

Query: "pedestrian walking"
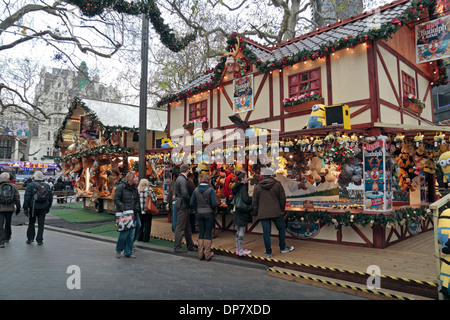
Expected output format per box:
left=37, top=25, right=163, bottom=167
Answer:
left=114, top=172, right=140, bottom=258
left=232, top=170, right=253, bottom=256
left=137, top=178, right=157, bottom=243
left=190, top=174, right=217, bottom=260
left=173, top=164, right=196, bottom=253
left=0, top=172, right=20, bottom=247
left=23, top=171, right=53, bottom=245
left=252, top=168, right=294, bottom=258
left=167, top=167, right=179, bottom=232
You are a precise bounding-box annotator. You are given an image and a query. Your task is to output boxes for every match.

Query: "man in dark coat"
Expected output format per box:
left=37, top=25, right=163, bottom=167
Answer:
left=23, top=171, right=53, bottom=245
left=173, top=164, right=196, bottom=253
left=252, top=168, right=294, bottom=258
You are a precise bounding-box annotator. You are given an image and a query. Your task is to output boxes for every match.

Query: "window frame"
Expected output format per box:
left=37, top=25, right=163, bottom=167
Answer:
left=188, top=99, right=208, bottom=121
left=288, top=67, right=322, bottom=98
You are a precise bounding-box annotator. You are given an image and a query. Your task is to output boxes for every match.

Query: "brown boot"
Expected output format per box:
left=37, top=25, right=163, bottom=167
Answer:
left=204, top=239, right=214, bottom=261
left=197, top=239, right=205, bottom=260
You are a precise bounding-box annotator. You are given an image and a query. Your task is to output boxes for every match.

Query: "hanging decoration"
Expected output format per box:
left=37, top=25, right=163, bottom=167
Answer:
left=157, top=0, right=447, bottom=108
left=65, top=0, right=196, bottom=53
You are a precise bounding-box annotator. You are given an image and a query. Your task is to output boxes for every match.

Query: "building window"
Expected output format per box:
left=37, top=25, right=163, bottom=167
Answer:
left=288, top=68, right=321, bottom=97
left=0, top=139, right=12, bottom=159
left=402, top=71, right=416, bottom=96
left=189, top=100, right=207, bottom=121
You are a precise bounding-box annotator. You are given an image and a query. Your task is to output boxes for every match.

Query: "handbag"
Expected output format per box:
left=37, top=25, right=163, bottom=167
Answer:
left=145, top=192, right=159, bottom=215
left=116, top=210, right=135, bottom=232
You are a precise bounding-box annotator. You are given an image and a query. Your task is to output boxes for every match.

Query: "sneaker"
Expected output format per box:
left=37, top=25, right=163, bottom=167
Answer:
left=26, top=240, right=33, bottom=244
left=281, top=246, right=294, bottom=253
left=264, top=251, right=272, bottom=258
left=37, top=242, right=43, bottom=246
left=124, top=254, right=136, bottom=258
left=241, top=249, right=251, bottom=256
left=115, top=251, right=121, bottom=258
left=0, top=243, right=5, bottom=248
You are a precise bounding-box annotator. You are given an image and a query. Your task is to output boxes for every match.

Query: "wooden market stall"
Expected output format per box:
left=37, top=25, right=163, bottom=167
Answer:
left=152, top=0, right=450, bottom=248
left=53, top=97, right=168, bottom=213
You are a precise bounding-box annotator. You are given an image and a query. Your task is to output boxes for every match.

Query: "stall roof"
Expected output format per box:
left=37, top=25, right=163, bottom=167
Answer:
left=157, top=0, right=446, bottom=107
left=81, top=98, right=167, bottom=132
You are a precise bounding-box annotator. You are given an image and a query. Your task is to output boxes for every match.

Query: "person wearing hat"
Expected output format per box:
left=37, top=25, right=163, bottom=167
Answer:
left=0, top=172, right=20, bottom=248
left=23, top=171, right=53, bottom=245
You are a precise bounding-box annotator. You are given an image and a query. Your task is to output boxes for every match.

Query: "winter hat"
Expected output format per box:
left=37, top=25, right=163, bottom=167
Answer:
left=0, top=172, right=10, bottom=183
left=33, top=171, right=44, bottom=181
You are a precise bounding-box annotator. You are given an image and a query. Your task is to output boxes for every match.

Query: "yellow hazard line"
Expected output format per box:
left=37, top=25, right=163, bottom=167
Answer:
left=150, top=234, right=436, bottom=288
left=267, top=267, right=415, bottom=300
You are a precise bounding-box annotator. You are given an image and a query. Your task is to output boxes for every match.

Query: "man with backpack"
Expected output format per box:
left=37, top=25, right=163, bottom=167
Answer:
left=0, top=172, right=20, bottom=248
left=23, top=171, right=53, bottom=245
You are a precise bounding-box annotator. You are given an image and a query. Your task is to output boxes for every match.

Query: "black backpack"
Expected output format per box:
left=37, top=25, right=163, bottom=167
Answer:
left=34, top=182, right=50, bottom=203
left=0, top=183, right=14, bottom=204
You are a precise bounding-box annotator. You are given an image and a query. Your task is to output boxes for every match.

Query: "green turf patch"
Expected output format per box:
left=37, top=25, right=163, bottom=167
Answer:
left=49, top=208, right=115, bottom=223
left=80, top=223, right=175, bottom=248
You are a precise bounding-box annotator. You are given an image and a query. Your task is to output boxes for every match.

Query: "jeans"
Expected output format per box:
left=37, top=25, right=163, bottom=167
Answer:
left=116, top=228, right=136, bottom=256
left=197, top=213, right=214, bottom=240
left=27, top=210, right=46, bottom=243
left=260, top=215, right=286, bottom=255
left=235, top=226, right=246, bottom=251
left=133, top=213, right=141, bottom=241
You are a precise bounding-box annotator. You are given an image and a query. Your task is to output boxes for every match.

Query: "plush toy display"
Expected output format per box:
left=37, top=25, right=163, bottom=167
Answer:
left=439, top=151, right=450, bottom=185
left=438, top=209, right=450, bottom=299
left=306, top=104, right=326, bottom=128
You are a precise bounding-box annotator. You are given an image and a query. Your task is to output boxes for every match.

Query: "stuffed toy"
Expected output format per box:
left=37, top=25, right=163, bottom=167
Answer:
left=305, top=104, right=326, bottom=128
left=438, top=209, right=450, bottom=298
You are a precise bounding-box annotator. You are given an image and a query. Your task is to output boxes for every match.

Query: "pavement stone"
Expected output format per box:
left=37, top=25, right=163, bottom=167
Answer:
left=0, top=225, right=365, bottom=303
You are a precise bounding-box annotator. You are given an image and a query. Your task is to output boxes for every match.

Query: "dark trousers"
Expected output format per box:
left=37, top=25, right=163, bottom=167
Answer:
left=260, top=215, right=287, bottom=255
left=137, top=213, right=153, bottom=242
left=0, top=211, right=13, bottom=243
left=174, top=207, right=194, bottom=251
left=197, top=212, right=214, bottom=240
left=27, top=210, right=46, bottom=243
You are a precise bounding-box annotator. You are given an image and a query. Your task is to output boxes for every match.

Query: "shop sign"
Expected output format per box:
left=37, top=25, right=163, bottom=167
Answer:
left=415, top=15, right=450, bottom=63
left=233, top=74, right=254, bottom=114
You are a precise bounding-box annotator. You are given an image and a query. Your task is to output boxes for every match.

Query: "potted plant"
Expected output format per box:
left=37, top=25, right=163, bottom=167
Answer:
left=403, top=94, right=425, bottom=116
left=183, top=117, right=208, bottom=132
left=282, top=91, right=324, bottom=112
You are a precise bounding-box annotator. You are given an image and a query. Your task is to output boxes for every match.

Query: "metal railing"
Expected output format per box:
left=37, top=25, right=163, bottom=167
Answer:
left=429, top=193, right=450, bottom=300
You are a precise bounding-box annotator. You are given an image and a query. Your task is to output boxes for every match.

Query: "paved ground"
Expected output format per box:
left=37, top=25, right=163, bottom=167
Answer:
left=0, top=224, right=364, bottom=304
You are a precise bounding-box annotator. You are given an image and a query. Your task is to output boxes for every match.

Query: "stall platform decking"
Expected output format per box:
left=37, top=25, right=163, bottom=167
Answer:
left=150, top=217, right=439, bottom=299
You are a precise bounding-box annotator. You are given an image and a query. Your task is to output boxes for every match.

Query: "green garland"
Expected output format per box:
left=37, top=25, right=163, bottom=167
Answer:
left=157, top=0, right=448, bottom=107
left=59, top=145, right=135, bottom=162
left=285, top=206, right=437, bottom=229
left=65, top=0, right=196, bottom=53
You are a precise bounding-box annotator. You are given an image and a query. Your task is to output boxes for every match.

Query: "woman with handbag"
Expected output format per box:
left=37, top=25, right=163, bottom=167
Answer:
left=232, top=170, right=253, bottom=256
left=137, top=178, right=158, bottom=243
left=114, top=172, right=140, bottom=258
left=190, top=174, right=217, bottom=261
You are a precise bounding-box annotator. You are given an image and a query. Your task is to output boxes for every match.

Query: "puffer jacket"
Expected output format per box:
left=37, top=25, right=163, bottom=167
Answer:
left=114, top=181, right=141, bottom=214
left=252, top=177, right=286, bottom=220
left=0, top=181, right=20, bottom=213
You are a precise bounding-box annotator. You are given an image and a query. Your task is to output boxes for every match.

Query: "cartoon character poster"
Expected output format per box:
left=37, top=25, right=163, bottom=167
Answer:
left=363, top=136, right=392, bottom=212
left=415, top=15, right=450, bottom=63
left=233, top=75, right=254, bottom=114
left=80, top=115, right=98, bottom=141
